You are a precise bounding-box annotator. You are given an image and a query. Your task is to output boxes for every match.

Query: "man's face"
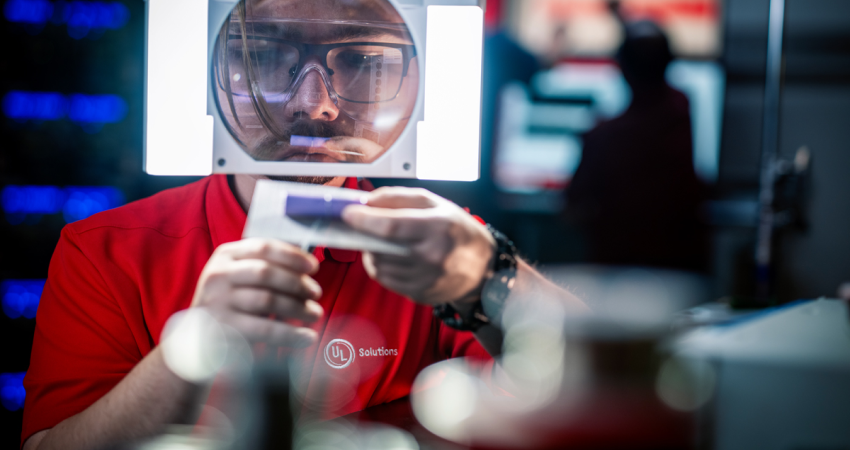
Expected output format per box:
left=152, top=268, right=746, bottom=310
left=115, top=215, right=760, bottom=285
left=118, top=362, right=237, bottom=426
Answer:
left=213, top=0, right=419, bottom=169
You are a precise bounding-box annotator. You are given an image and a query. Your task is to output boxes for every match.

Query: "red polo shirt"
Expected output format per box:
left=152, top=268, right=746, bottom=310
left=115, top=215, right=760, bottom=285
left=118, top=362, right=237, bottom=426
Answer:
left=22, top=175, right=489, bottom=445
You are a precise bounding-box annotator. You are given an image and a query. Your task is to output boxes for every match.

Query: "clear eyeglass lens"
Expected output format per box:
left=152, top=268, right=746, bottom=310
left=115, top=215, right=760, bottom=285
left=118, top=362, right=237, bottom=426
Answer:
left=221, top=39, right=405, bottom=104
left=328, top=46, right=404, bottom=103
left=223, top=38, right=300, bottom=96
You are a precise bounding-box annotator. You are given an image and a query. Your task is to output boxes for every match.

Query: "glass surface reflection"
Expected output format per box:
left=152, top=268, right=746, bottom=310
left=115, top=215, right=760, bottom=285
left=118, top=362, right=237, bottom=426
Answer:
left=211, top=0, right=419, bottom=167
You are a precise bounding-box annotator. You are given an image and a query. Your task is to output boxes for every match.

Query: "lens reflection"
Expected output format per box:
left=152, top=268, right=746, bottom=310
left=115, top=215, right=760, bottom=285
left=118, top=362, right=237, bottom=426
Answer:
left=211, top=0, right=420, bottom=165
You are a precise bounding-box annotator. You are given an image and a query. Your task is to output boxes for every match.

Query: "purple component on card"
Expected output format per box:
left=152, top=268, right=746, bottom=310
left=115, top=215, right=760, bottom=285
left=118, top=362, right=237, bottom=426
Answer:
left=290, top=135, right=329, bottom=147
left=285, top=194, right=367, bottom=219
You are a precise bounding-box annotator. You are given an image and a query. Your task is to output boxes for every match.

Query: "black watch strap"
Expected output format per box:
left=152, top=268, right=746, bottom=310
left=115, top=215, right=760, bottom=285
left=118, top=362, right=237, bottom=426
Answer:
left=433, top=300, right=490, bottom=332
left=434, top=224, right=518, bottom=332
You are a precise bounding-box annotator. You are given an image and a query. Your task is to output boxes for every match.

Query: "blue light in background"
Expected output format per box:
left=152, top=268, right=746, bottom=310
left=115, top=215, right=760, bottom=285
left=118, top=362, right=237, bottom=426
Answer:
left=1, top=280, right=44, bottom=319
left=2, top=91, right=127, bottom=124
left=62, top=186, right=124, bottom=222
left=1, top=185, right=124, bottom=224
left=2, top=91, right=67, bottom=120
left=4, top=0, right=129, bottom=38
left=0, top=372, right=26, bottom=411
left=62, top=0, right=129, bottom=38
left=3, top=0, right=51, bottom=24
left=68, top=93, right=127, bottom=123
left=0, top=185, right=65, bottom=214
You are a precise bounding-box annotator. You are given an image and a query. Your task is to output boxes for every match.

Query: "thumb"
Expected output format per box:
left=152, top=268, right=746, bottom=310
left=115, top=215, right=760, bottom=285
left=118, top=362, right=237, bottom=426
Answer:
left=341, top=205, right=433, bottom=242
left=363, top=187, right=439, bottom=210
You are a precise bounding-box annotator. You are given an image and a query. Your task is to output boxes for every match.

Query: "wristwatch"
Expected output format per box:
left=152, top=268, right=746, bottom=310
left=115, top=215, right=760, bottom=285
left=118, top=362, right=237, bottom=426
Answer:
left=433, top=224, right=518, bottom=332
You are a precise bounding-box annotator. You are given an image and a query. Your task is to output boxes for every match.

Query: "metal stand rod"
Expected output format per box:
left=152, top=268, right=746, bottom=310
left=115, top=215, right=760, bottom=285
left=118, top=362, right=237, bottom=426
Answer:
left=755, top=0, right=787, bottom=301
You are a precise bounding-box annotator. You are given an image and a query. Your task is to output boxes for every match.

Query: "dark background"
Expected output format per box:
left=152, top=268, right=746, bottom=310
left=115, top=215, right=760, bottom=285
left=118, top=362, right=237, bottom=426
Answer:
left=2, top=0, right=849, bottom=448
left=0, top=1, right=202, bottom=445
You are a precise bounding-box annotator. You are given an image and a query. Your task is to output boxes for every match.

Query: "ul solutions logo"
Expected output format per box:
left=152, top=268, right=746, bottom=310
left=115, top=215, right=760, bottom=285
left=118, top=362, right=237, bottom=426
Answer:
left=324, top=339, right=356, bottom=369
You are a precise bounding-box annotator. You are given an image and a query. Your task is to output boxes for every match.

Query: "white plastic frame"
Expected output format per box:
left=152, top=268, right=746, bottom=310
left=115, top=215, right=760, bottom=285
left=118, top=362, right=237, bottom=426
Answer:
left=144, top=0, right=485, bottom=181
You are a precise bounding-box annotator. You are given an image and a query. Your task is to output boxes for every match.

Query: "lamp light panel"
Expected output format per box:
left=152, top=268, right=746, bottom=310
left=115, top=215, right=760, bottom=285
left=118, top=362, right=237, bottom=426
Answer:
left=417, top=5, right=483, bottom=181
left=145, top=0, right=213, bottom=176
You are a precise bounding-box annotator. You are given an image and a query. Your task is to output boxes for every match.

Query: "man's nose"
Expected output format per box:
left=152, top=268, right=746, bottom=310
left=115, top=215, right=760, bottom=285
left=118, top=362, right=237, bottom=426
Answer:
left=284, top=67, right=340, bottom=122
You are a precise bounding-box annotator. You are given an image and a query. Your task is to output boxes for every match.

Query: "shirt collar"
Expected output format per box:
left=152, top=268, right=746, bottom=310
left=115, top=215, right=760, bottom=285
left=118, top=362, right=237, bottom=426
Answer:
left=205, top=174, right=362, bottom=263
left=206, top=174, right=246, bottom=248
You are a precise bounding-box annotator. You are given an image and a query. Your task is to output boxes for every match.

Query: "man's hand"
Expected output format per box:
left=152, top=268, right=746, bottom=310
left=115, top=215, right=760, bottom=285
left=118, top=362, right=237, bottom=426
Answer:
left=191, top=238, right=324, bottom=347
left=341, top=187, right=495, bottom=306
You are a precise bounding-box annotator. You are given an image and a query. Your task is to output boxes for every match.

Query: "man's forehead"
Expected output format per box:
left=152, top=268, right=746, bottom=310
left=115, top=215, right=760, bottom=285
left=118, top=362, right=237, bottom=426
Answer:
left=248, top=0, right=404, bottom=23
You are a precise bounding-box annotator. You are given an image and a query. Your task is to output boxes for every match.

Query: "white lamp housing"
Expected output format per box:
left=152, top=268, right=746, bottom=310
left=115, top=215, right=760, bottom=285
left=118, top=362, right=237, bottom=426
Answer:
left=144, top=0, right=485, bottom=181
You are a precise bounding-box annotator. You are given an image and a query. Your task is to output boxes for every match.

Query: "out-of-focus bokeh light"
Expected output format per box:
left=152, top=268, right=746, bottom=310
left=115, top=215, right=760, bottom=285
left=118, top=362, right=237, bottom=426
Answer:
left=1, top=185, right=65, bottom=214
left=62, top=186, right=125, bottom=222
left=296, top=420, right=359, bottom=450
left=0, top=372, right=26, bottom=411
left=67, top=93, right=128, bottom=123
left=499, top=297, right=580, bottom=409
left=1, top=279, right=45, bottom=319
left=360, top=424, right=419, bottom=450
left=655, top=356, right=716, bottom=411
left=1, top=91, right=66, bottom=120
left=4, top=0, right=130, bottom=38
left=1, top=185, right=124, bottom=224
left=411, top=360, right=479, bottom=441
left=3, top=0, right=52, bottom=23
left=160, top=308, right=229, bottom=384
left=295, top=421, right=419, bottom=450
left=2, top=91, right=127, bottom=123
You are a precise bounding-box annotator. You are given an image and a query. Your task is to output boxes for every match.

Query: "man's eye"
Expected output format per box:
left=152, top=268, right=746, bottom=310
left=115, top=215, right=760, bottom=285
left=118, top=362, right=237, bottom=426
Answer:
left=338, top=52, right=375, bottom=69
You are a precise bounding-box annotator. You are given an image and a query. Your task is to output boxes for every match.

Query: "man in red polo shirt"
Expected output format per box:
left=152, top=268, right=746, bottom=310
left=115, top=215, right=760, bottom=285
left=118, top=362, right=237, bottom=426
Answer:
left=21, top=1, right=585, bottom=449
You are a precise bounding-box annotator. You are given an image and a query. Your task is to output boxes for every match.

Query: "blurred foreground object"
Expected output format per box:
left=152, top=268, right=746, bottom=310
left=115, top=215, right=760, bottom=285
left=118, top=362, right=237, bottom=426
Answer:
left=119, top=281, right=849, bottom=450
left=411, top=267, right=703, bottom=449
left=676, top=298, right=850, bottom=449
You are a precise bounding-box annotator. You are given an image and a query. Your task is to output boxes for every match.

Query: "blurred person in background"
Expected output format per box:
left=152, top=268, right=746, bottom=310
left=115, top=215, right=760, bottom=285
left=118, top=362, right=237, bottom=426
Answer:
left=20, top=1, right=587, bottom=449
left=566, top=21, right=709, bottom=272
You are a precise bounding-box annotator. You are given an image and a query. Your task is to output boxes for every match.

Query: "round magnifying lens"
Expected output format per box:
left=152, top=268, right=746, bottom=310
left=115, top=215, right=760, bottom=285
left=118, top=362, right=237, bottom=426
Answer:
left=211, top=0, right=419, bottom=165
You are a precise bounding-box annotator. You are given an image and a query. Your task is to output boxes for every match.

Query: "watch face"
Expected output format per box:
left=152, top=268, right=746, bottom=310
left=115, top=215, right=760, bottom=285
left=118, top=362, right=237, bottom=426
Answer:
left=211, top=0, right=419, bottom=166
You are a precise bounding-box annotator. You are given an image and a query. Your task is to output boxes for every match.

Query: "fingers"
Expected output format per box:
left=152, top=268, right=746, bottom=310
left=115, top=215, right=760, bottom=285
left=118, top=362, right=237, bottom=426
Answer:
left=195, top=239, right=325, bottom=348
left=364, top=187, right=438, bottom=209
left=372, top=254, right=418, bottom=270
left=230, top=288, right=323, bottom=323
left=361, top=251, right=377, bottom=279
left=223, top=238, right=319, bottom=274
left=340, top=187, right=457, bottom=242
left=342, top=206, right=439, bottom=242
left=223, top=313, right=318, bottom=347
left=361, top=251, right=440, bottom=298
left=227, top=259, right=323, bottom=300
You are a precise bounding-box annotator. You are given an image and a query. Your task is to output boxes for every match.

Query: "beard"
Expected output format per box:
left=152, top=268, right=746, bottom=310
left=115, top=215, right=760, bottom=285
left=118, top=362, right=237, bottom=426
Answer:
left=249, top=119, right=362, bottom=162
left=248, top=119, right=360, bottom=185
left=248, top=121, right=360, bottom=184
left=243, top=115, right=364, bottom=184
left=267, top=174, right=337, bottom=185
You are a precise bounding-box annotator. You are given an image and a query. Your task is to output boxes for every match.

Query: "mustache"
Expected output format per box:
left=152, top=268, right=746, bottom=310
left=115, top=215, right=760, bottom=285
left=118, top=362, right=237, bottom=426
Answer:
left=250, top=120, right=365, bottom=163
left=285, top=120, right=347, bottom=140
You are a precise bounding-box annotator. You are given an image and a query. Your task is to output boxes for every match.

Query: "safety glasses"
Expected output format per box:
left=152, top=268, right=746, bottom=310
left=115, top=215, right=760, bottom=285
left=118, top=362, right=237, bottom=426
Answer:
left=215, top=32, right=416, bottom=105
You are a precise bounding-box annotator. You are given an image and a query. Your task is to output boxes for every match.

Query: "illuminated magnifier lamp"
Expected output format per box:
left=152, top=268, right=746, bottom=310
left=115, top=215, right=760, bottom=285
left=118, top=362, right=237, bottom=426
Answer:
left=144, top=0, right=485, bottom=182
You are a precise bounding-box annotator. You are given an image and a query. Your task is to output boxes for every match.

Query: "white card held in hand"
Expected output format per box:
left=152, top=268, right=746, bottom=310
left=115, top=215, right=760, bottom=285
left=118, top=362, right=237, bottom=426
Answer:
left=243, top=179, right=409, bottom=256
